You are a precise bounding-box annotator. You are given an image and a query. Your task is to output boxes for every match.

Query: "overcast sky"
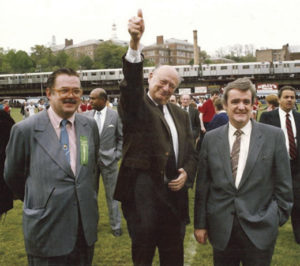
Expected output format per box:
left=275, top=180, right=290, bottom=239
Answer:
left=1, top=0, right=299, bottom=56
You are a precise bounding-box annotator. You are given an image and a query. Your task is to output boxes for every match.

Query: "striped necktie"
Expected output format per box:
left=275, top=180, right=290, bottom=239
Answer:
left=286, top=113, right=297, bottom=160
left=60, top=119, right=70, bottom=163
left=231, top=129, right=243, bottom=182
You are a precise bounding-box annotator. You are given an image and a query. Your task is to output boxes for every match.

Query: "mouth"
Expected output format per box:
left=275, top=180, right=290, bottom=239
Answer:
left=63, top=99, right=77, bottom=104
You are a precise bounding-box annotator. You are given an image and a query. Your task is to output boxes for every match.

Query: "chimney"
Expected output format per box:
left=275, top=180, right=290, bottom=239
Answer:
left=193, top=30, right=199, bottom=65
left=157, top=35, right=164, bottom=45
left=65, top=38, right=73, bottom=47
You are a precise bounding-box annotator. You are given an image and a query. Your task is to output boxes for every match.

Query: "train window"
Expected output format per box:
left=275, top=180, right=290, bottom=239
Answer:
left=242, top=65, right=250, bottom=69
left=284, top=64, right=290, bottom=67
left=91, top=72, right=97, bottom=76
left=109, top=71, right=115, bottom=75
left=220, top=66, right=227, bottom=70
left=232, top=65, right=238, bottom=69
left=101, top=72, right=106, bottom=75
left=254, top=65, right=261, bottom=69
left=0, top=77, right=5, bottom=80
left=295, top=63, right=300, bottom=67
left=210, top=66, right=216, bottom=70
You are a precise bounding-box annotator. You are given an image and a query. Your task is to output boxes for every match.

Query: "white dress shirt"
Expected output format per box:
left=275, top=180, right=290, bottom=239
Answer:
left=279, top=107, right=297, bottom=157
left=94, top=106, right=107, bottom=135
left=228, top=120, right=252, bottom=188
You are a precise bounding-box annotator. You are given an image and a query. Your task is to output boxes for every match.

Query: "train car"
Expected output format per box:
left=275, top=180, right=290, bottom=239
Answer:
left=273, top=60, right=300, bottom=74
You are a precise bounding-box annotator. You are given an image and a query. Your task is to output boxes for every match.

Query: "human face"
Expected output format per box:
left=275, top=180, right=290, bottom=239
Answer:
left=46, top=74, right=82, bottom=119
left=89, top=90, right=106, bottom=111
left=169, top=95, right=177, bottom=104
left=181, top=95, right=190, bottom=107
left=148, top=66, right=179, bottom=105
left=224, top=88, right=253, bottom=129
left=279, top=90, right=296, bottom=112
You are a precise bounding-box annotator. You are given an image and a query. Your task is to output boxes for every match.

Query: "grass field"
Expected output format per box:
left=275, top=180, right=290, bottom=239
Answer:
left=1, top=108, right=300, bottom=265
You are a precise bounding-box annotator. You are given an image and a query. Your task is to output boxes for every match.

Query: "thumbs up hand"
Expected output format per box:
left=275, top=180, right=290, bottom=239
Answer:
left=128, top=9, right=145, bottom=50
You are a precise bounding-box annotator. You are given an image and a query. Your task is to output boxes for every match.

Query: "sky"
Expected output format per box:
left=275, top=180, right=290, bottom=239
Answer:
left=1, top=0, right=299, bottom=56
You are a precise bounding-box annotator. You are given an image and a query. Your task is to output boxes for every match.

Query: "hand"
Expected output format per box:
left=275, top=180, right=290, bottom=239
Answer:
left=194, top=229, right=208, bottom=244
left=128, top=9, right=144, bottom=50
left=168, top=168, right=187, bottom=191
left=201, top=126, right=206, bottom=133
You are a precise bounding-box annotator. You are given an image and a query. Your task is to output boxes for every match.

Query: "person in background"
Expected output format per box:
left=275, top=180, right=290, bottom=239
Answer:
left=260, top=85, right=300, bottom=244
left=206, top=98, right=229, bottom=131
left=265, top=94, right=279, bottom=111
left=0, top=110, right=14, bottom=218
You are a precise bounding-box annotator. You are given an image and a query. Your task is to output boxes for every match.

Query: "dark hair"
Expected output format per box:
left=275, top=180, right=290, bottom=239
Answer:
left=278, top=86, right=296, bottom=99
left=210, top=89, right=220, bottom=96
left=223, top=77, right=256, bottom=105
left=46, top=68, right=79, bottom=91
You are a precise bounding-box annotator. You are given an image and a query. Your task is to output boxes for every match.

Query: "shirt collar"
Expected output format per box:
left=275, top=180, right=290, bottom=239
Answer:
left=48, top=106, right=75, bottom=129
left=279, top=107, right=293, bottom=117
left=228, top=120, right=252, bottom=137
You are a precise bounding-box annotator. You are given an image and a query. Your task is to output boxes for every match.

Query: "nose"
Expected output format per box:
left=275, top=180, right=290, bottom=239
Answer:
left=162, top=83, right=170, bottom=91
left=237, top=102, right=245, bottom=110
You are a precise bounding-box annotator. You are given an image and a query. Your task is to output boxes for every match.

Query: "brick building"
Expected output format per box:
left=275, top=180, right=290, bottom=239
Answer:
left=256, top=44, right=300, bottom=62
left=143, top=35, right=200, bottom=66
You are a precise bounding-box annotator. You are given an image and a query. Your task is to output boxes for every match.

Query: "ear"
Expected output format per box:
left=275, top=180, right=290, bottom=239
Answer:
left=46, top=88, right=52, bottom=99
left=148, top=72, right=153, bottom=84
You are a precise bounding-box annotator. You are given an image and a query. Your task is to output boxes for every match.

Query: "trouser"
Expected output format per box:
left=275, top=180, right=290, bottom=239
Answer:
left=122, top=171, right=186, bottom=266
left=100, top=162, right=122, bottom=230
left=213, top=216, right=275, bottom=266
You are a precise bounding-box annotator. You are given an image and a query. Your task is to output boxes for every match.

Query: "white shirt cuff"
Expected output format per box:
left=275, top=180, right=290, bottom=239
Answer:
left=125, top=45, right=143, bottom=63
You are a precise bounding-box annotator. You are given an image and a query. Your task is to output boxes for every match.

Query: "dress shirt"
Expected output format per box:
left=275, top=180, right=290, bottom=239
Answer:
left=94, top=106, right=107, bottom=135
left=48, top=106, right=77, bottom=175
left=182, top=106, right=189, bottom=112
left=228, top=120, right=252, bottom=188
left=279, top=107, right=297, bottom=157
left=125, top=46, right=143, bottom=63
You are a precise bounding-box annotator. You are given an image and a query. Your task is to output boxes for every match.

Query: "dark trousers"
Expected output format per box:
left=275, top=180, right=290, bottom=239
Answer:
left=213, top=216, right=275, bottom=266
left=290, top=159, right=300, bottom=244
left=122, top=171, right=186, bottom=266
left=27, top=218, right=94, bottom=266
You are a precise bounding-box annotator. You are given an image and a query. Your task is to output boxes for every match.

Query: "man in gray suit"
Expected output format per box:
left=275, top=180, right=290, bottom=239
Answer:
left=86, top=88, right=123, bottom=236
left=4, top=68, right=100, bottom=266
left=194, top=77, right=293, bottom=265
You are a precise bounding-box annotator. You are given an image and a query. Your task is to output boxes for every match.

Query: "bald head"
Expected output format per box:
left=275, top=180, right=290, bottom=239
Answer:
left=89, top=88, right=107, bottom=111
left=148, top=65, right=180, bottom=105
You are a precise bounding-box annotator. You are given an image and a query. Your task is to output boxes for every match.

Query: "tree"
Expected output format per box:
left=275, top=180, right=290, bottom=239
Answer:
left=30, top=45, right=56, bottom=71
left=94, top=41, right=127, bottom=69
left=78, top=55, right=94, bottom=70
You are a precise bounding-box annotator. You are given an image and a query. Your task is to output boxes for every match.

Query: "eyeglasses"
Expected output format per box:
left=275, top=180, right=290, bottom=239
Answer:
left=53, top=88, right=82, bottom=97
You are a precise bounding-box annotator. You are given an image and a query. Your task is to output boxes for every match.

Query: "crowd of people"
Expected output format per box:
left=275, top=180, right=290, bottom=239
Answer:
left=0, top=9, right=299, bottom=266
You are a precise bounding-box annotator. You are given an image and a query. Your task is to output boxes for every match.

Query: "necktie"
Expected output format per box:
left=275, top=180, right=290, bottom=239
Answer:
left=231, top=129, right=242, bottom=183
left=60, top=119, right=70, bottom=163
left=286, top=113, right=297, bottom=160
left=157, top=104, right=177, bottom=180
left=184, top=106, right=188, bottom=112
left=96, top=111, right=102, bottom=134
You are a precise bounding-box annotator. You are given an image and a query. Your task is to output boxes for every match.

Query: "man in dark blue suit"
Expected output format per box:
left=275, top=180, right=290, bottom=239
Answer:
left=260, top=85, right=300, bottom=244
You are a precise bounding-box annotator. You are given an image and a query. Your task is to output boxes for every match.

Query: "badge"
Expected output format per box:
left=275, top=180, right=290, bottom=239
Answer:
left=80, top=136, right=88, bottom=165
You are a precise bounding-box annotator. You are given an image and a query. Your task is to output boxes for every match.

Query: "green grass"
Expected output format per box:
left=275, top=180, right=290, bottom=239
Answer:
left=1, top=108, right=300, bottom=265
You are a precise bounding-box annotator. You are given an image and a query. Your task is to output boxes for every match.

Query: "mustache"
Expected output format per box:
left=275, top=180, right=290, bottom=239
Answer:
left=63, top=99, right=77, bottom=104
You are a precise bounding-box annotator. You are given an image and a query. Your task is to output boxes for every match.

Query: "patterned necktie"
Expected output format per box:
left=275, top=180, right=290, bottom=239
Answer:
left=286, top=113, right=297, bottom=160
left=231, top=129, right=243, bottom=182
left=60, top=119, right=70, bottom=163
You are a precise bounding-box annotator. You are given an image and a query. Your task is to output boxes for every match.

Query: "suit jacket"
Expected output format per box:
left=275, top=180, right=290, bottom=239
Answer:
left=0, top=110, right=14, bottom=215
left=114, top=57, right=198, bottom=224
left=194, top=120, right=293, bottom=250
left=260, top=108, right=300, bottom=206
left=187, top=106, right=200, bottom=140
left=4, top=110, right=100, bottom=257
left=85, top=108, right=123, bottom=167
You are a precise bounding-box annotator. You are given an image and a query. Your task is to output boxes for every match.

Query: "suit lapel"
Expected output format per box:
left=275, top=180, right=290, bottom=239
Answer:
left=272, top=109, right=281, bottom=127
left=238, top=121, right=264, bottom=189
left=218, top=125, right=234, bottom=185
left=101, top=108, right=113, bottom=137
left=34, top=111, right=74, bottom=178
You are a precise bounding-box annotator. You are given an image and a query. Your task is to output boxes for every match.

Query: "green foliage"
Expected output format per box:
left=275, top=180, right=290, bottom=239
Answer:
left=94, top=41, right=128, bottom=69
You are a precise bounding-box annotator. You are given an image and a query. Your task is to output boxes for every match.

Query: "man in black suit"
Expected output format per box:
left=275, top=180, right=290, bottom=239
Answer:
left=114, top=10, right=198, bottom=266
left=260, top=85, right=300, bottom=244
left=180, top=94, right=200, bottom=143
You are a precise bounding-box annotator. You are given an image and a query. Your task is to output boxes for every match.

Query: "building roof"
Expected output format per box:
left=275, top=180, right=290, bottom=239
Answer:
left=65, top=39, right=103, bottom=50
left=289, top=45, right=300, bottom=53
